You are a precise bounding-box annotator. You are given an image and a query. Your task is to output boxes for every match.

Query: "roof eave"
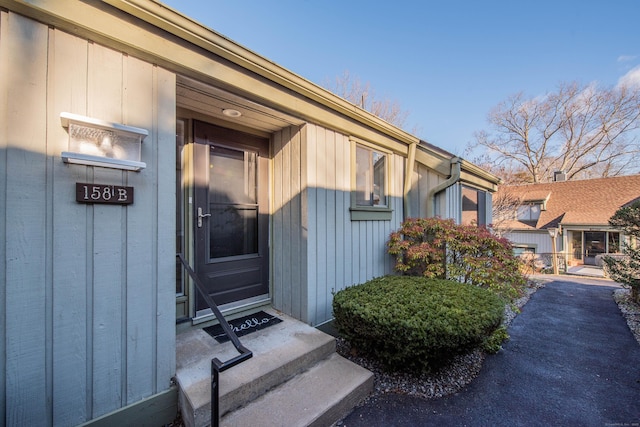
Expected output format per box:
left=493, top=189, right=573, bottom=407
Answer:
left=103, top=0, right=421, bottom=146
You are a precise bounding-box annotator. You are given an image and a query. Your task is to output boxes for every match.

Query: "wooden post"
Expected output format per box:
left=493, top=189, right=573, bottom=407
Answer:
left=551, top=235, right=559, bottom=275
left=548, top=227, right=559, bottom=275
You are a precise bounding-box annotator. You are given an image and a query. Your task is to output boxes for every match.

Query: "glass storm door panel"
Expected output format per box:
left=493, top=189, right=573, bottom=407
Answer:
left=208, top=146, right=258, bottom=259
left=194, top=121, right=269, bottom=310
left=570, top=231, right=583, bottom=263
left=584, top=231, right=606, bottom=266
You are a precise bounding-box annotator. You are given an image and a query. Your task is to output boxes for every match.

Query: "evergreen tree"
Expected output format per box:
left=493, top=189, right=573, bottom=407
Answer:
left=603, top=201, right=640, bottom=303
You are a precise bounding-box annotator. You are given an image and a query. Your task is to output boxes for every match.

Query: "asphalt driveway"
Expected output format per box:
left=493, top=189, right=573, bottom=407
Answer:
left=339, top=276, right=640, bottom=426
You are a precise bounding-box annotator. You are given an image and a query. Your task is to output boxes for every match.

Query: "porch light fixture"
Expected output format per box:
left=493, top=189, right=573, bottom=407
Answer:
left=222, top=108, right=242, bottom=118
left=60, top=112, right=148, bottom=171
left=547, top=227, right=559, bottom=239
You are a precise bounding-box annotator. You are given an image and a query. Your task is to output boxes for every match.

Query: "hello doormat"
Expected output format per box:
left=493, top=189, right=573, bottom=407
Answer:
left=203, top=311, right=282, bottom=343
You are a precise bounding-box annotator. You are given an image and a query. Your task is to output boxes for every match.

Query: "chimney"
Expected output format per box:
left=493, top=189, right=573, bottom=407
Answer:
left=553, top=171, right=566, bottom=182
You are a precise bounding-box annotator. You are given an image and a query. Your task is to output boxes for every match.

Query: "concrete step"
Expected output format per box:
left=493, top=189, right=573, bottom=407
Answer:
left=176, top=308, right=371, bottom=427
left=220, top=352, right=373, bottom=427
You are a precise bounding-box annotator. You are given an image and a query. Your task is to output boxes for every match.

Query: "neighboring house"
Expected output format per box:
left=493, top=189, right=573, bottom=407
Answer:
left=494, top=174, right=640, bottom=271
left=0, top=1, right=499, bottom=426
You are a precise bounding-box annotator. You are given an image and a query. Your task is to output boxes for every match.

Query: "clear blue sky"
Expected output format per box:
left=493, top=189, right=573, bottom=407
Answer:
left=161, top=0, right=640, bottom=157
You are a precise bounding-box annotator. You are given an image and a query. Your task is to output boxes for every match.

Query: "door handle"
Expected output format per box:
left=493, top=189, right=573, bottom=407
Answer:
left=197, top=207, right=211, bottom=228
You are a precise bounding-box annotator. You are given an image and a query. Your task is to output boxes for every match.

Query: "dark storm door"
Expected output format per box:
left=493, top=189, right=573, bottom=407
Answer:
left=194, top=121, right=269, bottom=310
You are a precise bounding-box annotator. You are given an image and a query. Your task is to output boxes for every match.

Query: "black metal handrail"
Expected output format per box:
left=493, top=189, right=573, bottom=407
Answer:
left=177, top=253, right=253, bottom=427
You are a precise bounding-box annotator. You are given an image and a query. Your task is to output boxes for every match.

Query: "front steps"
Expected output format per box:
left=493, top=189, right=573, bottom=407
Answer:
left=175, top=308, right=373, bottom=427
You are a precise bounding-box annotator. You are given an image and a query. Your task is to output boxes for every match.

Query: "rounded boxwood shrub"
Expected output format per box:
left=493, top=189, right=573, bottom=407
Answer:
left=333, top=275, right=505, bottom=372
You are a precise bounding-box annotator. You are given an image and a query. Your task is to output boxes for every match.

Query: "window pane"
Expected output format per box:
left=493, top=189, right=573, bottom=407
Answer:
left=176, top=119, right=185, bottom=295
left=514, top=246, right=535, bottom=256
left=356, top=145, right=386, bottom=207
left=373, top=152, right=386, bottom=206
left=585, top=231, right=606, bottom=258
left=208, top=145, right=259, bottom=259
left=571, top=231, right=582, bottom=261
left=462, top=187, right=479, bottom=225
left=517, top=205, right=530, bottom=220
left=209, top=205, right=258, bottom=258
left=210, top=146, right=257, bottom=205
left=355, top=146, right=370, bottom=205
left=608, top=232, right=620, bottom=253
left=530, top=204, right=541, bottom=220
left=516, top=203, right=540, bottom=221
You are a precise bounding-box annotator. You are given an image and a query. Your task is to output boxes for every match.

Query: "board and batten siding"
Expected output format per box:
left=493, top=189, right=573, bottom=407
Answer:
left=272, top=125, right=306, bottom=322
left=503, top=231, right=556, bottom=254
left=0, top=12, right=176, bottom=426
left=272, top=124, right=403, bottom=326
left=445, top=184, right=462, bottom=224
left=409, top=162, right=447, bottom=218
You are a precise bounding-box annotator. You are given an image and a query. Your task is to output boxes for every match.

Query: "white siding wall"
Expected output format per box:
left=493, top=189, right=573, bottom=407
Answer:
left=0, top=12, right=176, bottom=426
left=272, top=124, right=403, bottom=326
left=503, top=231, right=554, bottom=253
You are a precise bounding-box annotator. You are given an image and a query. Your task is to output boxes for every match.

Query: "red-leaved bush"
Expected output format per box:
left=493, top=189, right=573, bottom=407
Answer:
left=387, top=218, right=526, bottom=300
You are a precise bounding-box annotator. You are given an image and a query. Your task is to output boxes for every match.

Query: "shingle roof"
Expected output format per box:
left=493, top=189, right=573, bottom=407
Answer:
left=495, top=174, right=640, bottom=230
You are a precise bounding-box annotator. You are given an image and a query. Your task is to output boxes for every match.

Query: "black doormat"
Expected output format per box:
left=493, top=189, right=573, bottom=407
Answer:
left=203, top=311, right=282, bottom=343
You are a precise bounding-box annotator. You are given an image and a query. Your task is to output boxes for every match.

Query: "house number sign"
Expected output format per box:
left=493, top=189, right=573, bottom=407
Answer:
left=76, top=183, right=134, bottom=205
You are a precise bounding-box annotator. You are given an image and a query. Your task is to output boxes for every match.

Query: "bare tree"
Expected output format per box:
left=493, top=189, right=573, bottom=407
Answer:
left=324, top=70, right=411, bottom=129
left=467, top=153, right=533, bottom=185
left=469, top=81, right=640, bottom=183
left=489, top=188, right=523, bottom=237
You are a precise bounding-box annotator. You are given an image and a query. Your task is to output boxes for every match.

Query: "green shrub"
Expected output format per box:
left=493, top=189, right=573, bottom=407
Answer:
left=482, top=326, right=509, bottom=354
left=333, top=275, right=505, bottom=372
left=603, top=201, right=640, bottom=304
left=387, top=217, right=526, bottom=301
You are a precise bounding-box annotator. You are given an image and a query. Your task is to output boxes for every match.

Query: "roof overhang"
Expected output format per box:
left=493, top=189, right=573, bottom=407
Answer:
left=1, top=0, right=420, bottom=154
left=459, top=159, right=501, bottom=192
left=102, top=0, right=422, bottom=151
left=2, top=0, right=498, bottom=183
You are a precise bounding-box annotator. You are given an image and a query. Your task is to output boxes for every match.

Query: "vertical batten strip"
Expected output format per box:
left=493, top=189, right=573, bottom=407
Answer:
left=325, top=130, right=337, bottom=322
left=87, top=40, right=126, bottom=418
left=272, top=129, right=284, bottom=313
left=0, top=9, right=8, bottom=425
left=150, top=63, right=159, bottom=395
left=4, top=12, right=49, bottom=425
left=120, top=54, right=130, bottom=409
left=45, top=25, right=55, bottom=427
left=305, top=124, right=317, bottom=324
left=290, top=126, right=302, bottom=320
left=299, top=125, right=309, bottom=323
left=123, top=53, right=155, bottom=405
left=155, top=66, right=177, bottom=392
left=50, top=27, right=90, bottom=427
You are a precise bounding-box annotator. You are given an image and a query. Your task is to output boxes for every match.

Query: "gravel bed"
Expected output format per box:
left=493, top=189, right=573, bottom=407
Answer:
left=334, top=279, right=546, bottom=401
left=613, top=288, right=640, bottom=345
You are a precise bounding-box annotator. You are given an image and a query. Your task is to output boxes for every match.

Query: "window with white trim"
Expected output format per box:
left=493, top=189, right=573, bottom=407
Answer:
left=517, top=203, right=541, bottom=221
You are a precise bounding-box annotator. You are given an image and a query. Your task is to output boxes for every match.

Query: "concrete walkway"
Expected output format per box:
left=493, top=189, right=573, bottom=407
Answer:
left=566, top=265, right=606, bottom=278
left=339, top=276, right=640, bottom=426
